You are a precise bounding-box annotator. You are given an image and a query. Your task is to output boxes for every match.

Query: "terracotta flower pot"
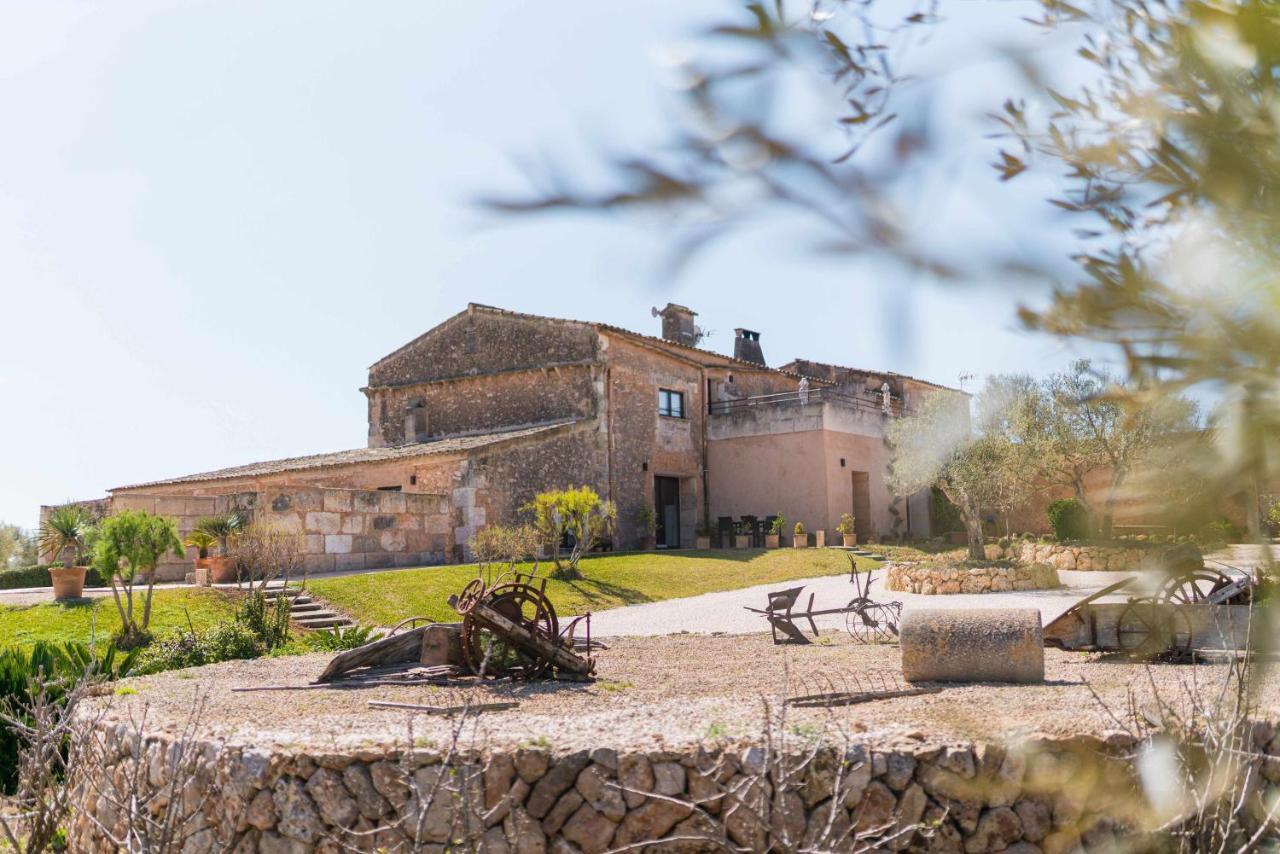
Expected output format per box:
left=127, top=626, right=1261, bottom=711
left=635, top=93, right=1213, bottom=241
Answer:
left=208, top=555, right=238, bottom=584
left=50, top=566, right=87, bottom=600
left=765, top=534, right=780, bottom=549
left=814, top=531, right=826, bottom=548
left=842, top=533, right=857, bottom=547
left=695, top=536, right=711, bottom=550
left=194, top=557, right=211, bottom=571
left=793, top=534, right=808, bottom=549
left=734, top=534, right=753, bottom=549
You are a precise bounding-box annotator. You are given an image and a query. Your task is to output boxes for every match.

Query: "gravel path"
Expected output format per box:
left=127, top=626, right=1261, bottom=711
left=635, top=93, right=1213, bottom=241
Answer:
left=588, top=569, right=1142, bottom=638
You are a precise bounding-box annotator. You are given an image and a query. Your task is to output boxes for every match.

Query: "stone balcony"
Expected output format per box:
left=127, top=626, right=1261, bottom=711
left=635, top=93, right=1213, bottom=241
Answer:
left=706, top=387, right=907, bottom=440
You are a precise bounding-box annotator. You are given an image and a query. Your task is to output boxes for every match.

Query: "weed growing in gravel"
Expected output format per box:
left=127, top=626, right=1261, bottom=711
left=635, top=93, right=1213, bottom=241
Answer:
left=596, top=680, right=632, bottom=693
left=521, top=735, right=552, bottom=750
left=705, top=720, right=728, bottom=741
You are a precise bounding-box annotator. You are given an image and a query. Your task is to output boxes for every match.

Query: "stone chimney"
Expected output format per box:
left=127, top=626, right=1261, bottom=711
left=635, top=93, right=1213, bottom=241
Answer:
left=734, top=328, right=765, bottom=366
left=654, top=303, right=699, bottom=346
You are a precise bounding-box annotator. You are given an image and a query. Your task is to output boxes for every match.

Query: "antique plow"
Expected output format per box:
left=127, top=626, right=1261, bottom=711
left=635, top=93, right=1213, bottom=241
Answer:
left=745, top=563, right=902, bottom=645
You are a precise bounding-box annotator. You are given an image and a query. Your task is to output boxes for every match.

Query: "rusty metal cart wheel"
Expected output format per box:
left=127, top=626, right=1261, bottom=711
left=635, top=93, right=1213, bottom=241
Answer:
left=1116, top=598, right=1193, bottom=659
left=386, top=616, right=437, bottom=637
left=845, top=601, right=901, bottom=644
left=1154, top=568, right=1236, bottom=605
left=461, top=582, right=560, bottom=678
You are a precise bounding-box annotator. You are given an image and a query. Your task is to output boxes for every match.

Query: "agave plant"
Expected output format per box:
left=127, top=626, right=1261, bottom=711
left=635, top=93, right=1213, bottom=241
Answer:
left=36, top=505, right=96, bottom=567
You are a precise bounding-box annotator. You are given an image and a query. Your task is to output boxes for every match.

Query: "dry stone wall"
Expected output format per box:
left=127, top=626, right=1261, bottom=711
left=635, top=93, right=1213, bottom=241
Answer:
left=73, top=721, right=1280, bottom=853
left=983, top=541, right=1196, bottom=572
left=885, top=563, right=1060, bottom=595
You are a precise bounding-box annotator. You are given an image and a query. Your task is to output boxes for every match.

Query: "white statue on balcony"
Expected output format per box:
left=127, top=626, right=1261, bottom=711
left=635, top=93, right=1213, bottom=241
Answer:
left=798, top=376, right=810, bottom=405
left=880, top=382, right=892, bottom=413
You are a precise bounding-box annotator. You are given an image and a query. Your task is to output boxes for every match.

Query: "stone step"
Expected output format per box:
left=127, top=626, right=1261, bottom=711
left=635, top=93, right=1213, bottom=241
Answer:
left=296, top=615, right=354, bottom=629
left=289, top=602, right=325, bottom=613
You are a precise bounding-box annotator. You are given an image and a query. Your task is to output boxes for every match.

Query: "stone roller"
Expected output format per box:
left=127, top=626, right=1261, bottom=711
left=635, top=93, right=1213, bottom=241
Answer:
left=899, top=608, right=1044, bottom=684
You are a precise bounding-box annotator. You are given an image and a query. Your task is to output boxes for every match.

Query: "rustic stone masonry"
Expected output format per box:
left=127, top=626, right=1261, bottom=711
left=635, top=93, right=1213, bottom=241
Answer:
left=885, top=563, right=1060, bottom=595
left=70, top=720, right=1280, bottom=852
left=982, top=541, right=1179, bottom=572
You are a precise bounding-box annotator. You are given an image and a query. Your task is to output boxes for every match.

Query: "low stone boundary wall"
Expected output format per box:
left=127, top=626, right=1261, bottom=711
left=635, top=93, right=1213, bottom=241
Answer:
left=983, top=541, right=1199, bottom=572
left=885, top=562, right=1060, bottom=594
left=72, top=717, right=1280, bottom=853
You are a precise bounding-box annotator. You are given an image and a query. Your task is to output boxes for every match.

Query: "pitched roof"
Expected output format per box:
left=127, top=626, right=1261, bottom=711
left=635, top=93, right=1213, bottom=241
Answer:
left=110, top=421, right=580, bottom=492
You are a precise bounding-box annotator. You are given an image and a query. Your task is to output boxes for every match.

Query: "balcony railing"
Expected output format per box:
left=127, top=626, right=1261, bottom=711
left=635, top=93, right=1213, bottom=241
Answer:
left=708, top=386, right=906, bottom=417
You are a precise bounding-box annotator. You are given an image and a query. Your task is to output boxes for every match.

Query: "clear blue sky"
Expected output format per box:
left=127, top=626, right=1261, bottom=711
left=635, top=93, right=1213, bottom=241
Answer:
left=0, top=1, right=1088, bottom=529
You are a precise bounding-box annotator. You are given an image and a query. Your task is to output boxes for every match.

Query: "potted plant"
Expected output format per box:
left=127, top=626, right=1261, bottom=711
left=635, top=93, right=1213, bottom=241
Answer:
left=837, top=513, right=857, bottom=547
left=38, top=504, right=97, bottom=600
left=734, top=523, right=753, bottom=550
left=766, top=514, right=786, bottom=549
left=196, top=511, right=245, bottom=583
left=695, top=523, right=713, bottom=550
left=636, top=506, right=657, bottom=550
left=183, top=529, right=217, bottom=586
left=793, top=521, right=808, bottom=548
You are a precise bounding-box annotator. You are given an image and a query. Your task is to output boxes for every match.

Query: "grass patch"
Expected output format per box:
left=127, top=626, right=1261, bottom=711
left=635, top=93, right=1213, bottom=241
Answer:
left=310, top=549, right=880, bottom=627
left=0, top=588, right=237, bottom=649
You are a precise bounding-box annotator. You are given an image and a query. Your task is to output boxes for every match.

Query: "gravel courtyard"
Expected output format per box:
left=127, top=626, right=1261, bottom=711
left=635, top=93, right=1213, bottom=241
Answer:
left=99, top=632, right=1276, bottom=756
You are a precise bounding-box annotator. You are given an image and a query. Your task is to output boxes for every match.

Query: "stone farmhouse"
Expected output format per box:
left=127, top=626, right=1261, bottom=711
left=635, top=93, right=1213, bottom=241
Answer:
left=71, top=303, right=961, bottom=578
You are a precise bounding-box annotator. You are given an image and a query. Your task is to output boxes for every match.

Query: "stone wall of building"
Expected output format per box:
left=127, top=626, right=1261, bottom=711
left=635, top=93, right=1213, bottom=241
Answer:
left=366, top=366, right=598, bottom=448
left=73, top=721, right=1280, bottom=852
left=885, top=562, right=1061, bottom=594
left=108, top=486, right=453, bottom=581
left=367, top=305, right=599, bottom=388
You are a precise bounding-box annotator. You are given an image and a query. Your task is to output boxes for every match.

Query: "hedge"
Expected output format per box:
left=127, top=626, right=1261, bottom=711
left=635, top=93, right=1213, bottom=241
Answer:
left=0, top=565, right=105, bottom=591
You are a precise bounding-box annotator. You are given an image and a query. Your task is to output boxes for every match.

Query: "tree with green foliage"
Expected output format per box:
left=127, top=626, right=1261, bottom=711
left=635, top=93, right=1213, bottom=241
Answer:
left=92, top=511, right=184, bottom=648
left=888, top=392, right=1033, bottom=559
left=1046, top=498, right=1091, bottom=542
left=522, top=486, right=616, bottom=580
left=0, top=523, right=36, bottom=570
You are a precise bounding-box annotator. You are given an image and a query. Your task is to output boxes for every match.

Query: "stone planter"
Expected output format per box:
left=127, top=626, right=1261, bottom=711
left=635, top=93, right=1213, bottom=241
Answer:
left=49, top=566, right=87, bottom=600
left=208, top=556, right=238, bottom=584
left=841, top=533, right=857, bottom=547
left=814, top=530, right=826, bottom=548
left=793, top=534, right=808, bottom=549
left=695, top=535, right=711, bottom=550
left=734, top=534, right=753, bottom=549
left=765, top=533, right=780, bottom=549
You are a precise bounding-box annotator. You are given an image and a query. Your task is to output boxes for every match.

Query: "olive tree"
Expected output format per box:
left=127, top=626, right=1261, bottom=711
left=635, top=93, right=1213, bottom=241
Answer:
left=887, top=392, right=1029, bottom=559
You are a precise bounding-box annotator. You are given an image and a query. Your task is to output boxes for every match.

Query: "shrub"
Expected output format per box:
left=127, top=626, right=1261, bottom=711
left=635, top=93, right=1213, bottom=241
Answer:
left=793, top=521, right=806, bottom=536
left=523, top=486, right=616, bottom=580
left=0, top=640, right=137, bottom=792
left=303, top=625, right=376, bottom=652
left=93, top=511, right=184, bottom=649
left=237, top=588, right=291, bottom=652
left=138, top=623, right=262, bottom=675
left=770, top=514, right=787, bottom=536
left=836, top=513, right=856, bottom=535
left=1046, top=498, right=1091, bottom=541
left=1197, top=517, right=1238, bottom=549
left=36, top=505, right=98, bottom=567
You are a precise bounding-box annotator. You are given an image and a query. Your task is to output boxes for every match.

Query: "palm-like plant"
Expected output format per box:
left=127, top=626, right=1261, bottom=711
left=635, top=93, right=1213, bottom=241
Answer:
left=194, top=511, right=245, bottom=556
left=182, top=529, right=217, bottom=560
left=37, top=505, right=96, bottom=567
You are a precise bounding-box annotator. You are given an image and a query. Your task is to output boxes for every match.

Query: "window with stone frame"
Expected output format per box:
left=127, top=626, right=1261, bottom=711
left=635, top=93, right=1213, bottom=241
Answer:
left=658, top=388, right=685, bottom=419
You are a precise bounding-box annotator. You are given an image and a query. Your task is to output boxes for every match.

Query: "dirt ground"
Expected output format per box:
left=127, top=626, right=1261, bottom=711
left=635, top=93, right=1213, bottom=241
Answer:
left=95, top=632, right=1279, bottom=755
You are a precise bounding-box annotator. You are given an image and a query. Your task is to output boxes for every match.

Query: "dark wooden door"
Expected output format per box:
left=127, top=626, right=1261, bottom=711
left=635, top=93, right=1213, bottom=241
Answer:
left=850, top=471, right=872, bottom=540
left=654, top=476, right=681, bottom=548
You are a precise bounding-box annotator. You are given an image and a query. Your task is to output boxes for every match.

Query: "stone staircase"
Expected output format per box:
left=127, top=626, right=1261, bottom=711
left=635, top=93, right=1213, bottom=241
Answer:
left=846, top=547, right=889, bottom=562
left=264, top=582, right=355, bottom=631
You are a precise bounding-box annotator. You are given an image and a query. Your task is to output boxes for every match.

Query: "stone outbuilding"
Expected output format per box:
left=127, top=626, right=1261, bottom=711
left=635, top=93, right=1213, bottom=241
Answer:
left=56, top=303, right=961, bottom=578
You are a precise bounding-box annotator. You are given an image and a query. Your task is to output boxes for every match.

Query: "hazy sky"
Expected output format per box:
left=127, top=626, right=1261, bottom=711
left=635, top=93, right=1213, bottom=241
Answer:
left=0, top=1, right=1088, bottom=528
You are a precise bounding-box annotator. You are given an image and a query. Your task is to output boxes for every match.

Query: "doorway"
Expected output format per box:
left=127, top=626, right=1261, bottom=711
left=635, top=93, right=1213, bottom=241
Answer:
left=850, top=471, right=872, bottom=541
left=654, top=476, right=681, bottom=548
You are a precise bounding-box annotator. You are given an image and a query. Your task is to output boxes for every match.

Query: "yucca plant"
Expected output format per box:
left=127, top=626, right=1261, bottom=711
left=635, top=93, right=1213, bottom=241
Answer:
left=36, top=505, right=96, bottom=567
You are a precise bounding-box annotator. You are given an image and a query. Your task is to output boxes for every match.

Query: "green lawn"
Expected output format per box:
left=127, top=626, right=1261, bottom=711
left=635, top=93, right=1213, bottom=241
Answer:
left=309, top=548, right=880, bottom=627
left=0, top=588, right=237, bottom=649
